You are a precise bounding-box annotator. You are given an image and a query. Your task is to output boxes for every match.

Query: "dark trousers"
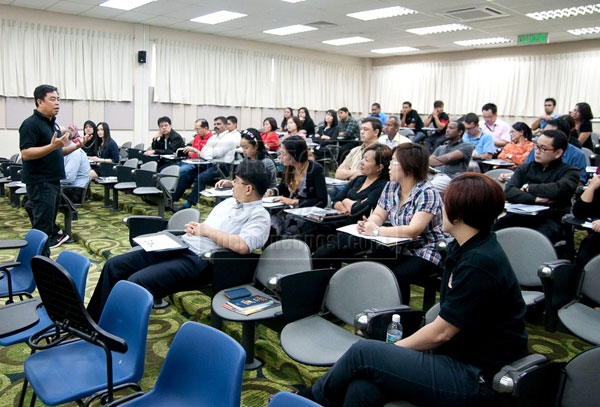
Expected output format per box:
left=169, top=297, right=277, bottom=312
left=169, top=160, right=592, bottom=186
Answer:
left=313, top=233, right=442, bottom=304
left=310, top=340, right=494, bottom=407
left=187, top=164, right=229, bottom=205
left=172, top=163, right=200, bottom=202
left=26, top=182, right=61, bottom=256
left=576, top=232, right=600, bottom=268
left=493, top=213, right=563, bottom=244
left=87, top=248, right=206, bottom=321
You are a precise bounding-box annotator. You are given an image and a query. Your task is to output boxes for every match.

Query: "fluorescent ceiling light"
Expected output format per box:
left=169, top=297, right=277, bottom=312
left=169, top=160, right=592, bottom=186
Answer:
left=323, top=36, right=373, bottom=46
left=100, top=0, right=155, bottom=11
left=526, top=4, right=600, bottom=21
left=371, top=46, right=419, bottom=54
left=454, top=37, right=512, bottom=47
left=281, top=0, right=306, bottom=3
left=567, top=26, right=600, bottom=36
left=190, top=10, right=247, bottom=25
left=264, top=24, right=317, bottom=36
left=406, top=23, right=471, bottom=36
left=347, top=6, right=417, bottom=21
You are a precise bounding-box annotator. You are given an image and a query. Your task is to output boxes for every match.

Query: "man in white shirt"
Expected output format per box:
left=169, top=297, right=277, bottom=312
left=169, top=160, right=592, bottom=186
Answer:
left=226, top=115, right=241, bottom=144
left=87, top=160, right=271, bottom=321
left=481, top=103, right=511, bottom=150
left=378, top=116, right=412, bottom=148
left=174, top=116, right=239, bottom=211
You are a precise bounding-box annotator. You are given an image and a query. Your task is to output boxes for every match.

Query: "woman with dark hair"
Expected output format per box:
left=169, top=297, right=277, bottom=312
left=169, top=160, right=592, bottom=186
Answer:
left=281, top=107, right=294, bottom=132
left=313, top=109, right=340, bottom=160
left=283, top=116, right=304, bottom=140
left=497, top=122, right=534, bottom=166
left=300, top=173, right=527, bottom=407
left=314, top=143, right=445, bottom=303
left=571, top=102, right=594, bottom=149
left=216, top=128, right=277, bottom=189
left=261, top=117, right=280, bottom=151
left=82, top=120, right=99, bottom=156
left=298, top=107, right=316, bottom=137
left=89, top=122, right=120, bottom=178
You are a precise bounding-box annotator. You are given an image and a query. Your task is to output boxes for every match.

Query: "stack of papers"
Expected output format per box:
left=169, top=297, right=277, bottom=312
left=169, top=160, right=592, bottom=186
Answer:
left=505, top=203, right=549, bottom=216
left=337, top=224, right=411, bottom=247
left=133, top=232, right=187, bottom=252
left=222, top=295, right=275, bottom=315
left=325, top=177, right=349, bottom=186
left=262, top=197, right=286, bottom=208
left=285, top=207, right=344, bottom=221
left=200, top=188, right=233, bottom=197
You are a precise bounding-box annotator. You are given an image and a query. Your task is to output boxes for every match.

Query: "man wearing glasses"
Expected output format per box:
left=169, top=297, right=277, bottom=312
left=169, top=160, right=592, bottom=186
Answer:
left=144, top=116, right=185, bottom=156
left=494, top=130, right=579, bottom=243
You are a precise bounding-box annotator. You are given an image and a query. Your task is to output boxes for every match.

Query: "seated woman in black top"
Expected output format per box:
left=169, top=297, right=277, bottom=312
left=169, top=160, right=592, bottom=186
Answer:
left=313, top=109, right=340, bottom=160
left=300, top=173, right=528, bottom=407
left=89, top=122, right=120, bottom=178
left=571, top=102, right=594, bottom=150
left=81, top=120, right=99, bottom=157
left=298, top=106, right=316, bottom=137
left=573, top=174, right=600, bottom=268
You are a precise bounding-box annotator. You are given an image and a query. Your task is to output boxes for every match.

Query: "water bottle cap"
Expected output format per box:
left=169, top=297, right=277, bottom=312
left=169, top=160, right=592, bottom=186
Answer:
left=392, top=314, right=400, bottom=322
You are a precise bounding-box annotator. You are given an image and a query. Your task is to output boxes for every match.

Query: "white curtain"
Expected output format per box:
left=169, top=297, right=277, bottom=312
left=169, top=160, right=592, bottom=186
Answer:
left=370, top=52, right=600, bottom=117
left=153, top=38, right=365, bottom=111
left=0, top=19, right=134, bottom=101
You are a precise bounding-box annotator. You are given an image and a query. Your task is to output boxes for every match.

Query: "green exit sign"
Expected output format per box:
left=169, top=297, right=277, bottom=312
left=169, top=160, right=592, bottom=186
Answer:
left=518, top=33, right=548, bottom=44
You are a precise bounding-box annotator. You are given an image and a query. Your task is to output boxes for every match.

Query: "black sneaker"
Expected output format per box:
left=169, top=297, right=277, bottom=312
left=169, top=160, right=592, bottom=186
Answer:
left=49, top=233, right=70, bottom=249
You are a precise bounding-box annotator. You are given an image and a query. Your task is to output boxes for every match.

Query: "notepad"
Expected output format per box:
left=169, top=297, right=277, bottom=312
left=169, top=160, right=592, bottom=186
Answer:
left=336, top=224, right=410, bottom=247
left=505, top=203, right=550, bottom=216
left=133, top=231, right=188, bottom=252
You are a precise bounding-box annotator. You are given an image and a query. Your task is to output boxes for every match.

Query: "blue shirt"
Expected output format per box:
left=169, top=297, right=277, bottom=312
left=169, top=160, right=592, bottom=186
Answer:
left=462, top=132, right=495, bottom=155
left=525, top=143, right=586, bottom=183
left=540, top=113, right=561, bottom=130
left=62, top=147, right=91, bottom=188
left=369, top=112, right=388, bottom=126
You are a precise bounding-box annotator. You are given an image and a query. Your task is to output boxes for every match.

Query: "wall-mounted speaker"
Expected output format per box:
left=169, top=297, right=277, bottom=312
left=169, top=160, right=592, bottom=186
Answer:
left=138, top=50, right=147, bottom=64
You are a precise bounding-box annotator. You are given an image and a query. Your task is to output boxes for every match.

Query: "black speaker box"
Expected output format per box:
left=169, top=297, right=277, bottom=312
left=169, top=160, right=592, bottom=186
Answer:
left=138, top=50, right=147, bottom=63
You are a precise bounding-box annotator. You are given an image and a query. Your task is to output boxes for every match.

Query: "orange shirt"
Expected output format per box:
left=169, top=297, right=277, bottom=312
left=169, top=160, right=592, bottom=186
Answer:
left=498, top=140, right=534, bottom=166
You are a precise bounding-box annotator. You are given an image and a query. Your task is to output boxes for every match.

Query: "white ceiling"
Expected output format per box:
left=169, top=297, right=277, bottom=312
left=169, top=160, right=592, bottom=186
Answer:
left=3, top=0, right=600, bottom=58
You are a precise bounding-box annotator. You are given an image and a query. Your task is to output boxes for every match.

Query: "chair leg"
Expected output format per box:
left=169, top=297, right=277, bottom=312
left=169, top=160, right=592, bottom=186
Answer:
left=102, top=185, right=111, bottom=207
left=241, top=321, right=262, bottom=370
left=17, top=377, right=28, bottom=407
left=157, top=199, right=165, bottom=218
left=28, top=392, right=36, bottom=407
left=112, top=189, right=120, bottom=211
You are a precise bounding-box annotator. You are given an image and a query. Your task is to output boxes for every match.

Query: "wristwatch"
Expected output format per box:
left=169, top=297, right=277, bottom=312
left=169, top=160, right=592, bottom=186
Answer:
left=522, top=183, right=529, bottom=191
left=373, top=227, right=380, bottom=237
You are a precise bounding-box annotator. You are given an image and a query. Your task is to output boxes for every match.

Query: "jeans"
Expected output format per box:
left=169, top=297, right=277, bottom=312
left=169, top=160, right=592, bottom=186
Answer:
left=187, top=164, right=230, bottom=205
left=26, top=181, right=61, bottom=256
left=172, top=163, right=201, bottom=202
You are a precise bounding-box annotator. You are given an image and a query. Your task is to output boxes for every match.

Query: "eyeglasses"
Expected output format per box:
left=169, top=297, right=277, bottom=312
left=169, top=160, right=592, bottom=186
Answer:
left=233, top=178, right=250, bottom=186
left=534, top=143, right=555, bottom=152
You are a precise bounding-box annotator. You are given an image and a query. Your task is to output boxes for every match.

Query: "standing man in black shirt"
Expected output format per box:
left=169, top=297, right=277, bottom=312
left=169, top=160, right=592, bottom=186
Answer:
left=19, top=84, right=91, bottom=255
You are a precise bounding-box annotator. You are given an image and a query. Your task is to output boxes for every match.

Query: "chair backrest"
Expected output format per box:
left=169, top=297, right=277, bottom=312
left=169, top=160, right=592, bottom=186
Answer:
left=127, top=148, right=143, bottom=160
left=425, top=302, right=441, bottom=324
left=560, top=346, right=600, bottom=407
left=9, top=165, right=22, bottom=181
left=485, top=168, right=513, bottom=186
left=9, top=153, right=18, bottom=162
left=269, top=392, right=321, bottom=407
left=158, top=165, right=180, bottom=193
left=134, top=169, right=157, bottom=188
left=99, top=162, right=117, bottom=177
left=581, top=148, right=594, bottom=166
left=132, top=143, right=144, bottom=150
left=325, top=261, right=402, bottom=325
left=167, top=208, right=200, bottom=230
left=255, top=239, right=312, bottom=287
left=30, top=256, right=127, bottom=353
left=150, top=321, right=245, bottom=405
left=496, top=227, right=557, bottom=287
left=120, top=141, right=132, bottom=150
left=582, top=254, right=600, bottom=303
left=123, top=158, right=138, bottom=168
left=116, top=163, right=136, bottom=182
left=140, top=161, right=157, bottom=172
left=12, top=229, right=48, bottom=294
left=55, top=251, right=90, bottom=300
left=98, top=280, right=153, bottom=382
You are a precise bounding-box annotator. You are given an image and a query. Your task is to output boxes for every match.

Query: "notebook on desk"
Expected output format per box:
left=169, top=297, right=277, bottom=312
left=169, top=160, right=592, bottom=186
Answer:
left=133, top=231, right=188, bottom=252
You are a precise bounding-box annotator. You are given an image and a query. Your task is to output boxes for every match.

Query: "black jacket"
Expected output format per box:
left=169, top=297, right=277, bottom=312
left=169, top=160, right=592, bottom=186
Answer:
left=275, top=160, right=327, bottom=208
left=151, top=130, right=185, bottom=155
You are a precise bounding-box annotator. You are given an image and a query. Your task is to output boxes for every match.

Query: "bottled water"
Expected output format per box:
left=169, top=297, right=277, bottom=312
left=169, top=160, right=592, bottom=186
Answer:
left=386, top=314, right=403, bottom=343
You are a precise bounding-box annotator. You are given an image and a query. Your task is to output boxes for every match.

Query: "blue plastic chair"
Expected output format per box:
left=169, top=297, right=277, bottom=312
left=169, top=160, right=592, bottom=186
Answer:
left=0, top=229, right=48, bottom=302
left=0, top=250, right=90, bottom=347
left=110, top=321, right=246, bottom=407
left=269, top=392, right=322, bottom=407
left=23, top=267, right=153, bottom=407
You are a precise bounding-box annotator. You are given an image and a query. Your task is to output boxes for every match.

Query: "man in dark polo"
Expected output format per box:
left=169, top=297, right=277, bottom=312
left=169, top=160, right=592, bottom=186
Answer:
left=19, top=84, right=90, bottom=255
left=144, top=116, right=185, bottom=156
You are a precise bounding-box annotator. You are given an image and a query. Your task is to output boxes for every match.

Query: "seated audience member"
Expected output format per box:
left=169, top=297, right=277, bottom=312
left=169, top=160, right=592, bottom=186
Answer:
left=87, top=160, right=271, bottom=321
left=173, top=116, right=238, bottom=211
left=461, top=113, right=495, bottom=160
left=89, top=122, right=120, bottom=178
left=283, top=116, right=304, bottom=140
left=497, top=122, right=534, bottom=167
left=524, top=118, right=587, bottom=184
left=400, top=101, right=424, bottom=139
left=226, top=115, right=241, bottom=141
left=313, top=109, right=339, bottom=160
left=81, top=120, right=99, bottom=157
left=369, top=102, right=389, bottom=125
left=337, top=107, right=361, bottom=161
left=482, top=103, right=511, bottom=150
left=559, top=114, right=582, bottom=148
left=573, top=174, right=600, bottom=268
left=145, top=116, right=185, bottom=156
left=531, top=98, right=560, bottom=131
left=281, top=107, right=293, bottom=132
left=429, top=121, right=473, bottom=192
left=298, top=107, right=316, bottom=137
left=314, top=143, right=445, bottom=303
left=335, top=117, right=382, bottom=181
left=301, top=173, right=527, bottom=407
left=494, top=130, right=579, bottom=243
left=261, top=117, right=280, bottom=151
left=420, top=100, right=450, bottom=153
left=570, top=102, right=594, bottom=150
left=215, top=129, right=277, bottom=190
left=378, top=116, right=411, bottom=148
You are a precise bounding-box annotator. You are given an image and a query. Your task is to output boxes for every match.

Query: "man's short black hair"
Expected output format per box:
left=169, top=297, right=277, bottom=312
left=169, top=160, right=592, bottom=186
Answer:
left=235, top=160, right=269, bottom=197
left=371, top=103, right=381, bottom=109
left=34, top=84, right=58, bottom=107
left=338, top=107, right=349, bottom=113
left=226, top=116, right=238, bottom=125
left=387, top=116, right=399, bottom=126
left=541, top=129, right=568, bottom=153
left=455, top=121, right=466, bottom=135
left=545, top=98, right=557, bottom=106
left=214, top=116, right=227, bottom=124
left=362, top=117, right=383, bottom=136
left=433, top=100, right=444, bottom=109
left=402, top=101, right=412, bottom=108
left=195, top=119, right=209, bottom=128
left=157, top=116, right=171, bottom=126
left=482, top=103, right=497, bottom=114
left=545, top=119, right=570, bottom=138
left=464, top=113, right=479, bottom=125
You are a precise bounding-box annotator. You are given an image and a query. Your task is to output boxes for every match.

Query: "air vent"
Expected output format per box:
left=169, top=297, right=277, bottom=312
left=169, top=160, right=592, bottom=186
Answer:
left=442, top=6, right=509, bottom=22
left=307, top=21, right=337, bottom=28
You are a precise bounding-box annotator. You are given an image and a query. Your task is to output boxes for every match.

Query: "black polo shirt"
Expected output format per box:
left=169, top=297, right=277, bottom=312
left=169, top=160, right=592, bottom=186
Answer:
left=400, top=110, right=424, bottom=130
left=19, top=110, right=65, bottom=184
left=435, top=232, right=528, bottom=380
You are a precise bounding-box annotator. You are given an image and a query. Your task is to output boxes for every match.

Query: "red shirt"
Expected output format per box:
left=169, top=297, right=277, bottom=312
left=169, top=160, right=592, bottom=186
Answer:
left=189, top=131, right=213, bottom=158
left=261, top=131, right=280, bottom=151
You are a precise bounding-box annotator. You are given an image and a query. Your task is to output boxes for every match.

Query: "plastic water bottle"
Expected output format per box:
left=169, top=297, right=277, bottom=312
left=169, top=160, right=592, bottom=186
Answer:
left=386, top=314, right=403, bottom=343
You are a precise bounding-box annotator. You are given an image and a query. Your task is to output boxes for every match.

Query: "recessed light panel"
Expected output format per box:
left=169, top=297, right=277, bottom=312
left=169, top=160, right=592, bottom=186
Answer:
left=347, top=6, right=417, bottom=21
left=406, top=24, right=471, bottom=36
left=190, top=10, right=248, bottom=25
left=526, top=4, right=600, bottom=21
left=322, top=37, right=373, bottom=46
left=100, top=0, right=156, bottom=11
left=281, top=0, right=306, bottom=3
left=264, top=25, right=318, bottom=36
left=567, top=26, right=600, bottom=35
left=454, top=37, right=512, bottom=46
left=371, top=46, right=419, bottom=54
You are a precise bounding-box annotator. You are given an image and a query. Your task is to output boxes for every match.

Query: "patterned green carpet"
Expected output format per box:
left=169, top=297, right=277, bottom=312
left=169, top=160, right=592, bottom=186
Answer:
left=0, top=185, right=592, bottom=406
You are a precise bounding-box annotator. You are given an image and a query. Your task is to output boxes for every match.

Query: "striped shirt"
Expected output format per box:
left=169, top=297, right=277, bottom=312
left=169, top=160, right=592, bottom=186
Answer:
left=377, top=180, right=446, bottom=266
